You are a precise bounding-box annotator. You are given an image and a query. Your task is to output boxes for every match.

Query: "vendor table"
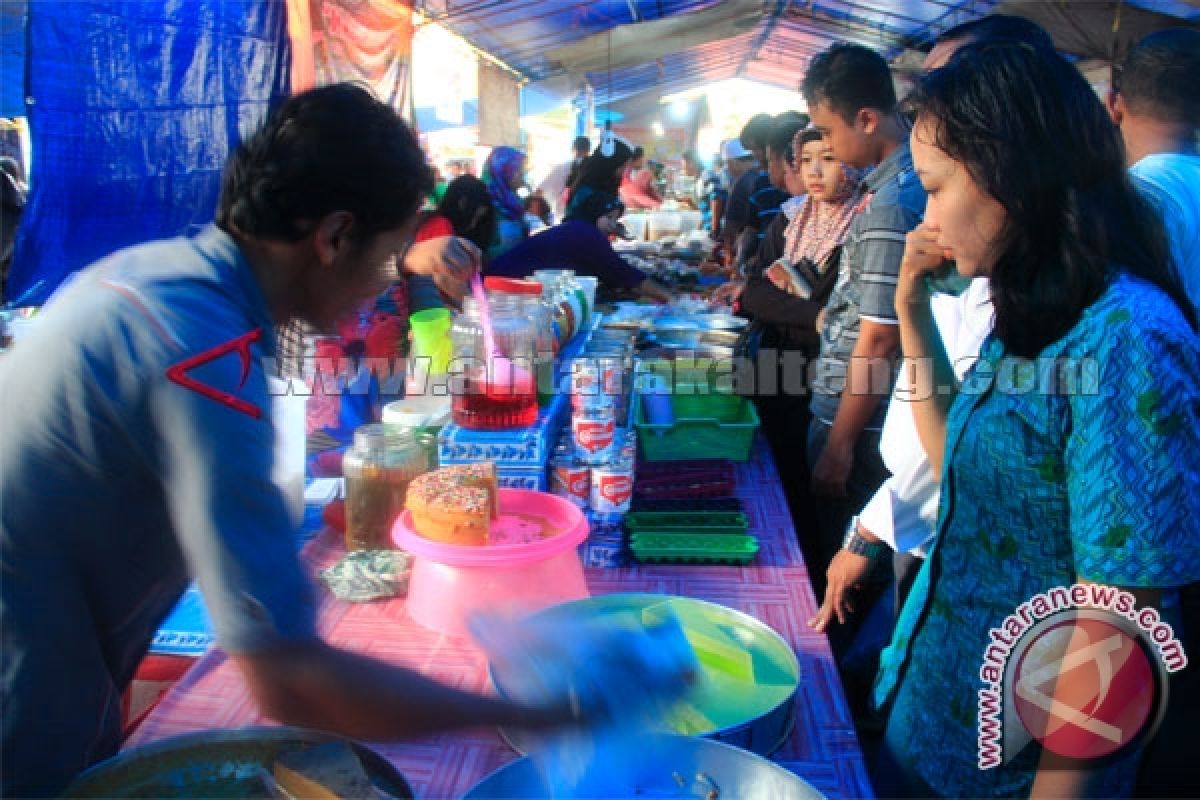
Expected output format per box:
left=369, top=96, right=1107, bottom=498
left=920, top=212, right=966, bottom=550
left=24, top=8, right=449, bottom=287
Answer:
left=127, top=437, right=874, bottom=799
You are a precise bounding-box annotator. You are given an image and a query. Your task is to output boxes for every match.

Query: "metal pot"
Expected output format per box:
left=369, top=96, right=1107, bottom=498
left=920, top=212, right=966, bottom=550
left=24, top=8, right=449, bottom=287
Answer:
left=463, top=733, right=825, bottom=799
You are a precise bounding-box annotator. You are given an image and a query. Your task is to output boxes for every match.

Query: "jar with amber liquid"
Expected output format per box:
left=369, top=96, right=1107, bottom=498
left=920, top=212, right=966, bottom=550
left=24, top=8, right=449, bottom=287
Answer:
left=343, top=424, right=429, bottom=551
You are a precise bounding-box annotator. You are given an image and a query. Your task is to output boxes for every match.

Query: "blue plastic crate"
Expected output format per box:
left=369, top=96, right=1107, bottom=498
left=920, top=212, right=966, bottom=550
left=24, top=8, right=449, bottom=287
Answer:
left=437, top=391, right=569, bottom=465
left=437, top=457, right=549, bottom=491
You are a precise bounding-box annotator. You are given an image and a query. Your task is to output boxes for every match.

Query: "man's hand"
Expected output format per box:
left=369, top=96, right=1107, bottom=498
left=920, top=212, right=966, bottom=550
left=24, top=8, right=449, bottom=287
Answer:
left=711, top=279, right=745, bottom=306
left=403, top=236, right=480, bottom=306
left=808, top=547, right=874, bottom=631
left=811, top=436, right=853, bottom=497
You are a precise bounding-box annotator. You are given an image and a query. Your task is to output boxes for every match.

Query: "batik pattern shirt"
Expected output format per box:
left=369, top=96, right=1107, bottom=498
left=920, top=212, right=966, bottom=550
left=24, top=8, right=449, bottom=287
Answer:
left=874, top=273, right=1200, bottom=797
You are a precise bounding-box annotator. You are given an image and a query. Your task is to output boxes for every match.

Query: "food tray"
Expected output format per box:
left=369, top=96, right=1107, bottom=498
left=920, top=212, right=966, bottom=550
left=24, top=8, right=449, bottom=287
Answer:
left=64, top=727, right=413, bottom=798
left=624, top=511, right=749, bottom=535
left=464, top=733, right=824, bottom=799
left=491, top=594, right=799, bottom=757
left=635, top=394, right=759, bottom=463
left=629, top=533, right=760, bottom=565
left=631, top=496, right=744, bottom=513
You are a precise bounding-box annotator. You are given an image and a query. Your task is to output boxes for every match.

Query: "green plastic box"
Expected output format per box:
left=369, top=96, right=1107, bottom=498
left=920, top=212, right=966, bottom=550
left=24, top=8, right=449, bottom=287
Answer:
left=634, top=392, right=760, bottom=462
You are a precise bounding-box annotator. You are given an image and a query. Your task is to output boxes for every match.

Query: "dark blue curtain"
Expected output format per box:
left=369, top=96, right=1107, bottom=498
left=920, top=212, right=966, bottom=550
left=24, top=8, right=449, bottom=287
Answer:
left=7, top=0, right=290, bottom=304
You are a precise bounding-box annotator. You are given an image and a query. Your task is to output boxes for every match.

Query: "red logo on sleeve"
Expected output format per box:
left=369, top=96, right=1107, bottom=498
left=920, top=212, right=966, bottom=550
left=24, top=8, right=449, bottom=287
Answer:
left=165, top=329, right=264, bottom=418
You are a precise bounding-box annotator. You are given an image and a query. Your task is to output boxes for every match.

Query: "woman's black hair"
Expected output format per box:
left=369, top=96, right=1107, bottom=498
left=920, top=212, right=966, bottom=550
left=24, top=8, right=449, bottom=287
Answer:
left=908, top=41, right=1195, bottom=356
left=216, top=83, right=431, bottom=243
left=437, top=175, right=496, bottom=251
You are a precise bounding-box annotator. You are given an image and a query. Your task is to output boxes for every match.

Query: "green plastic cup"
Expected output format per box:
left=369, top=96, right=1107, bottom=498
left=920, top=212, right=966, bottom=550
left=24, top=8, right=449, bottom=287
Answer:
left=408, top=308, right=452, bottom=373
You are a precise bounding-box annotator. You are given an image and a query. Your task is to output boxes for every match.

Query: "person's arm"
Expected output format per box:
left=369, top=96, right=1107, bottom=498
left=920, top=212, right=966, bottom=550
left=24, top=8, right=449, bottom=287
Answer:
left=150, top=310, right=571, bottom=741
left=233, top=642, right=570, bottom=740
left=739, top=275, right=821, bottom=329
left=894, top=224, right=959, bottom=476
left=402, top=236, right=481, bottom=306
left=811, top=319, right=900, bottom=496
left=635, top=278, right=672, bottom=304
left=1029, top=309, right=1200, bottom=794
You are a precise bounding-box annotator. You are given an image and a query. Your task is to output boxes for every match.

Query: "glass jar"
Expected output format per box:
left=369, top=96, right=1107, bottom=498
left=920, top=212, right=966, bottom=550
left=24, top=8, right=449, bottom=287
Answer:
left=485, top=277, right=558, bottom=407
left=532, top=270, right=582, bottom=347
left=343, top=424, right=430, bottom=551
left=450, top=295, right=539, bottom=429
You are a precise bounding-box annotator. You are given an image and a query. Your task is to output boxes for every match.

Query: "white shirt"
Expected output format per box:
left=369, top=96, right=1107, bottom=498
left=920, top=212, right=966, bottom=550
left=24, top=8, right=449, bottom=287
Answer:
left=858, top=278, right=994, bottom=556
left=1130, top=153, right=1200, bottom=311
left=535, top=160, right=575, bottom=221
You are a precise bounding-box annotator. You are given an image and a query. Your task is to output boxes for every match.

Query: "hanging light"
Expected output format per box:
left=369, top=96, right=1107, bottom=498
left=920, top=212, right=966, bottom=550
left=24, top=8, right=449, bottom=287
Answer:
left=601, top=25, right=615, bottom=157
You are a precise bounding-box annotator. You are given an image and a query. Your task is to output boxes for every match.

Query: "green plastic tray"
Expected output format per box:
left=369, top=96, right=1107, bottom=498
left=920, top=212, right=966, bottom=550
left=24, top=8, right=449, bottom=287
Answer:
left=630, top=532, right=760, bottom=564
left=634, top=394, right=760, bottom=462
left=624, top=511, right=749, bottom=536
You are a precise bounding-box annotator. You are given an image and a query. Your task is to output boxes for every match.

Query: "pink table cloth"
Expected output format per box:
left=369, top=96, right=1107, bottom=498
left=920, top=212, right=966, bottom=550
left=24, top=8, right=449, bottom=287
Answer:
left=127, top=437, right=874, bottom=799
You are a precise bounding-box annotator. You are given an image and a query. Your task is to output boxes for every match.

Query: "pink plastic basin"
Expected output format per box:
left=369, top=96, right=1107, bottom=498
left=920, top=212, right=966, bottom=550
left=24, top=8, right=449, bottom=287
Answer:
left=393, top=489, right=590, bottom=636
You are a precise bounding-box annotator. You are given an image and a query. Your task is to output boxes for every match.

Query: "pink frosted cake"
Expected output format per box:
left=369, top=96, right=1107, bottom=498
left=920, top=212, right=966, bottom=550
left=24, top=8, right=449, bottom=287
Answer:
left=405, top=463, right=499, bottom=546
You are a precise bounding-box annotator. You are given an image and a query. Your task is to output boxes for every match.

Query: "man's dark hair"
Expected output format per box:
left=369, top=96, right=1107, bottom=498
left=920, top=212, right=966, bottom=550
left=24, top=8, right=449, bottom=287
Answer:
left=631, top=145, right=645, bottom=160
left=738, top=113, right=776, bottom=151
left=935, top=14, right=1055, bottom=53
left=216, top=83, right=432, bottom=243
left=1117, top=28, right=1200, bottom=128
left=802, top=43, right=897, bottom=122
left=572, top=135, right=591, bottom=155
left=766, top=114, right=809, bottom=164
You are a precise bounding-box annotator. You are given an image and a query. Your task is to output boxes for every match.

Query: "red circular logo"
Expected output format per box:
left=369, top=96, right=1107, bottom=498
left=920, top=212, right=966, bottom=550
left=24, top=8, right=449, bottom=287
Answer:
left=1012, top=616, right=1156, bottom=760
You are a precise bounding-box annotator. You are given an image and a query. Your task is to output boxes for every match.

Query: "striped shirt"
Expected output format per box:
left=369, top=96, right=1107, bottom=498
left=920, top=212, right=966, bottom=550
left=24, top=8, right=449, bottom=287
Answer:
left=809, top=141, right=926, bottom=429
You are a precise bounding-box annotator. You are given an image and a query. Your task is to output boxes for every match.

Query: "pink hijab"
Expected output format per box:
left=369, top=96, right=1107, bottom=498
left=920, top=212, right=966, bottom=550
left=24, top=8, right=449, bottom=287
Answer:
left=782, top=131, right=869, bottom=269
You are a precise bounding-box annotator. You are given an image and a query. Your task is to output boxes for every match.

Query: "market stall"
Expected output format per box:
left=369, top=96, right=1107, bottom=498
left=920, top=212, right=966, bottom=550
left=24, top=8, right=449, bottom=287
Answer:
left=125, top=436, right=872, bottom=799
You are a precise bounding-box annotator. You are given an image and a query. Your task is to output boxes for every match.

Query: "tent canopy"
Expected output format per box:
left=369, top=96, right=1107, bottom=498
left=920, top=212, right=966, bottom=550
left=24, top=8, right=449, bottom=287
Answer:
left=418, top=0, right=1199, bottom=107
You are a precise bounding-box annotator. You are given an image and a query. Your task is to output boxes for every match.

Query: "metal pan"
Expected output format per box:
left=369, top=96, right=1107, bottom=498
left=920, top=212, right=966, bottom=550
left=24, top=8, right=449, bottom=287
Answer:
left=65, top=727, right=414, bottom=798
left=491, top=593, right=800, bottom=758
left=463, top=732, right=825, bottom=799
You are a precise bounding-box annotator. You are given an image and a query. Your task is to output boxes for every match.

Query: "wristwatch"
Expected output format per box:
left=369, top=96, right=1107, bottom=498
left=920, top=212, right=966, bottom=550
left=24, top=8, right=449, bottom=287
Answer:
left=842, top=518, right=890, bottom=561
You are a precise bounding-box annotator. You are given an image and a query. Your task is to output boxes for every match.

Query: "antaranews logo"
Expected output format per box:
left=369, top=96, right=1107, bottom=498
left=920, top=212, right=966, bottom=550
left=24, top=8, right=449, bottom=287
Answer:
left=977, top=583, right=1186, bottom=769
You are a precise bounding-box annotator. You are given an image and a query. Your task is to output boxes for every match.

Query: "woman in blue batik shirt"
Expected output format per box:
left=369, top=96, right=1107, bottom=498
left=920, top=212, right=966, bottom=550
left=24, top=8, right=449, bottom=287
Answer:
left=875, top=42, right=1200, bottom=798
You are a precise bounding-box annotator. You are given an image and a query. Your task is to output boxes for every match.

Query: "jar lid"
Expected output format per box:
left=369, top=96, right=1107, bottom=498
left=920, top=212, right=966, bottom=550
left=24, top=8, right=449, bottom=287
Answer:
left=353, top=422, right=417, bottom=452
left=484, top=276, right=543, bottom=296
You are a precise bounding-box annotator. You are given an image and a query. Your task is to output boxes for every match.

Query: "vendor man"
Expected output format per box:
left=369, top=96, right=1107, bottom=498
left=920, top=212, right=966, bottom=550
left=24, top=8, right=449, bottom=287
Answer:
left=0, top=84, right=576, bottom=797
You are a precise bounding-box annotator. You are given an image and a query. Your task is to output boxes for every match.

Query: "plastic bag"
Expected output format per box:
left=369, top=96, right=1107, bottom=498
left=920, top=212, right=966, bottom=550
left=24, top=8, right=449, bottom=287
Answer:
left=471, top=605, right=699, bottom=795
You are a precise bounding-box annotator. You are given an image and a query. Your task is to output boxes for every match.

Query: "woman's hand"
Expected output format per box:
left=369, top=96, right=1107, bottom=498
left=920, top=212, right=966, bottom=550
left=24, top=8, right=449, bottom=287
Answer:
left=896, top=223, right=947, bottom=312
left=403, top=236, right=480, bottom=306
left=765, top=261, right=792, bottom=293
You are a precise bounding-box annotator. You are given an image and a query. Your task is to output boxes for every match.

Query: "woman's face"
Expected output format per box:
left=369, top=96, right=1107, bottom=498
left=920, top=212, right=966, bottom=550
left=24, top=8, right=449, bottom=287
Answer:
left=507, top=158, right=527, bottom=190
left=911, top=117, right=1008, bottom=277
left=798, top=139, right=846, bottom=202
left=596, top=209, right=622, bottom=236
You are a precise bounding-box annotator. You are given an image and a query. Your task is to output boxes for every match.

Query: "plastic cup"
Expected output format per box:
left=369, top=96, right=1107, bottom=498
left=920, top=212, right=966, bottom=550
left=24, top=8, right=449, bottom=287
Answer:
left=409, top=308, right=453, bottom=373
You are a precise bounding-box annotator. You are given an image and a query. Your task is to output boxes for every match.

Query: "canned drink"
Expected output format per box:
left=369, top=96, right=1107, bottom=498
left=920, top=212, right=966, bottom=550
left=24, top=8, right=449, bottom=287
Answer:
left=550, top=449, right=590, bottom=508
left=619, top=430, right=637, bottom=461
left=590, top=461, right=634, bottom=516
left=572, top=407, right=617, bottom=464
left=569, top=359, right=614, bottom=412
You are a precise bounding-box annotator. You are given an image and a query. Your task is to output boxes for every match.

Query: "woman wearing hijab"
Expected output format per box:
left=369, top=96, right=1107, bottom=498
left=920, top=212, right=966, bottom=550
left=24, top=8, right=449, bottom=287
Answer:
left=738, top=127, right=868, bottom=544
left=482, top=146, right=528, bottom=259
left=567, top=137, right=635, bottom=201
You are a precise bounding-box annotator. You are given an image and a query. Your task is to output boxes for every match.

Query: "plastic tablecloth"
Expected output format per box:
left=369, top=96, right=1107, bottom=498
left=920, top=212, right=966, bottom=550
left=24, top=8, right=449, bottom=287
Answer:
left=125, top=436, right=874, bottom=799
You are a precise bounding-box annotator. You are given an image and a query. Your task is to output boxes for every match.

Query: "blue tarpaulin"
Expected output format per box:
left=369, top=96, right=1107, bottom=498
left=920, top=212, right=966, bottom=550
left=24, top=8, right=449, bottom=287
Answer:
left=6, top=0, right=290, bottom=305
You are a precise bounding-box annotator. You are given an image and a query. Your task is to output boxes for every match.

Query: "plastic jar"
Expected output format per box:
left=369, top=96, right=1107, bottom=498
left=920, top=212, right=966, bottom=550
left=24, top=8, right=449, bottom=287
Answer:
left=343, top=424, right=430, bottom=551
left=450, top=295, right=539, bottom=429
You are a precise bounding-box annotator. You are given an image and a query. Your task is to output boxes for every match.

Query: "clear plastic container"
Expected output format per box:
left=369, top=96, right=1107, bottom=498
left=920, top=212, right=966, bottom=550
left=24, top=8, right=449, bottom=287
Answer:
left=450, top=295, right=539, bottom=430
left=343, top=424, right=430, bottom=551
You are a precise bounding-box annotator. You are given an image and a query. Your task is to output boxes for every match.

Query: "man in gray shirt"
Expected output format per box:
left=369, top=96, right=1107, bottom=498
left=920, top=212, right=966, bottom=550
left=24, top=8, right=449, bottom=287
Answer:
left=0, top=85, right=570, bottom=796
left=802, top=44, right=926, bottom=621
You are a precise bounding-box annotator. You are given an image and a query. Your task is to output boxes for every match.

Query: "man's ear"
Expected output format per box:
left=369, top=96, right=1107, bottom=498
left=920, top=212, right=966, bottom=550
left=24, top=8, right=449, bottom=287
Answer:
left=857, top=108, right=880, bottom=136
left=1106, top=90, right=1126, bottom=126
left=312, top=211, right=356, bottom=268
